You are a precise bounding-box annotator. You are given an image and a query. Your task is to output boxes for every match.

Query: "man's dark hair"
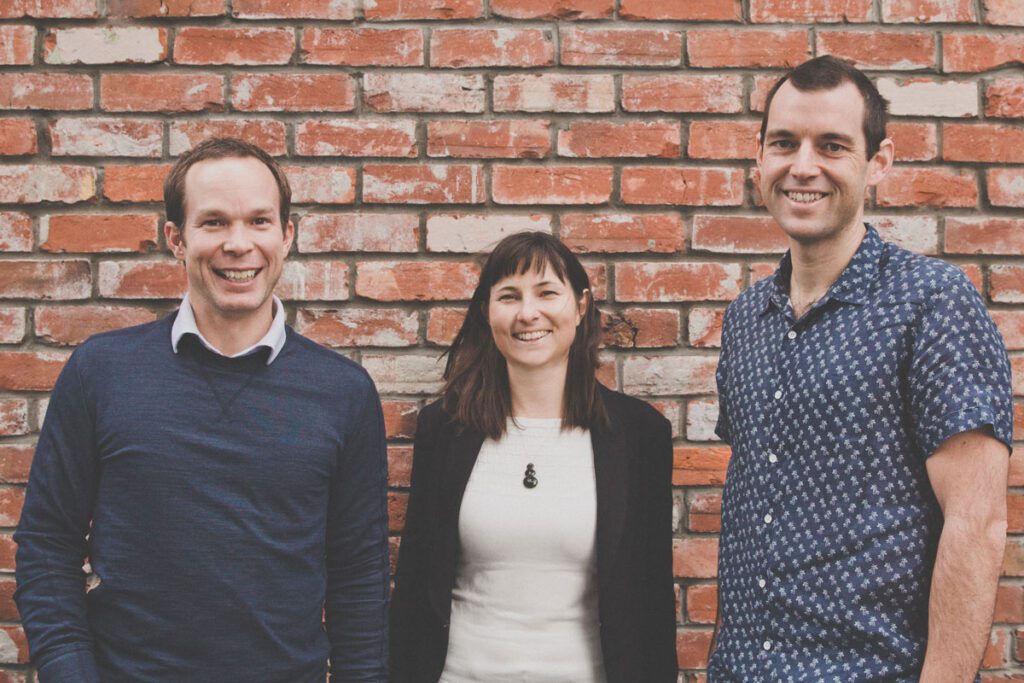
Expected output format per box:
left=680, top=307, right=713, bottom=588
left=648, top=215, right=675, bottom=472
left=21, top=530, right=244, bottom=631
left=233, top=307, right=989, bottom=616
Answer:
left=441, top=231, right=609, bottom=439
left=760, top=55, right=890, bottom=159
left=163, top=137, right=291, bottom=231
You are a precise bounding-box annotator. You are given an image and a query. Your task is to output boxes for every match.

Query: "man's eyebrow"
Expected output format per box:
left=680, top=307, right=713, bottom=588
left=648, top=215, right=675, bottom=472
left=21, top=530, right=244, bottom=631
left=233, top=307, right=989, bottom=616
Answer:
left=764, top=128, right=796, bottom=138
left=820, top=132, right=857, bottom=145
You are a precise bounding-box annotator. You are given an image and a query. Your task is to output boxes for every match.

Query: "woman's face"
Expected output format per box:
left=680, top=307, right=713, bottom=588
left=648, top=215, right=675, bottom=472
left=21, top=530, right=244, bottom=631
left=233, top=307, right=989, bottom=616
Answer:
left=487, top=263, right=587, bottom=376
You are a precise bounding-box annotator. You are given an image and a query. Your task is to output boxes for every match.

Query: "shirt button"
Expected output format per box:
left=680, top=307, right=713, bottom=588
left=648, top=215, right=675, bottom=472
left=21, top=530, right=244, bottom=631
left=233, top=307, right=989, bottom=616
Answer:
left=758, top=578, right=766, bottom=588
left=773, top=390, right=783, bottom=400
left=763, top=513, right=773, bottom=524
left=767, top=452, right=778, bottom=463
left=786, top=330, right=797, bottom=340
left=763, top=640, right=772, bottom=651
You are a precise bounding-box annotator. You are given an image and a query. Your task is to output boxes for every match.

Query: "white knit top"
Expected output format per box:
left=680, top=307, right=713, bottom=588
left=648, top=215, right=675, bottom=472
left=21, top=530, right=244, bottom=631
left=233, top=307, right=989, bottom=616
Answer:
left=439, top=417, right=607, bottom=683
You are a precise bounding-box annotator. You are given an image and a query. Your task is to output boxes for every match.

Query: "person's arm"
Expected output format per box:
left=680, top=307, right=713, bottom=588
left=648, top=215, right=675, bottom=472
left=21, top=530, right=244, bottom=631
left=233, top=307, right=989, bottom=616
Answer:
left=14, top=353, right=101, bottom=683
left=919, top=429, right=1008, bottom=682
left=325, top=378, right=390, bottom=682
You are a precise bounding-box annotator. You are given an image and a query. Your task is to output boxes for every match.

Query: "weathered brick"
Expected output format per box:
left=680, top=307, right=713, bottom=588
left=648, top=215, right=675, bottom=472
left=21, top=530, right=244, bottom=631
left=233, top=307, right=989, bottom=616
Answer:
left=426, top=214, right=551, bottom=253
left=673, top=445, right=730, bottom=485
left=602, top=308, right=679, bottom=348
left=876, top=77, right=977, bottom=118
left=866, top=215, right=939, bottom=255
left=101, top=73, right=224, bottom=113
left=0, top=26, right=35, bottom=65
left=362, top=353, right=445, bottom=395
left=102, top=164, right=170, bottom=202
left=687, top=491, right=722, bottom=532
left=945, top=218, right=1024, bottom=256
left=984, top=0, right=1024, bottom=25
left=363, top=164, right=485, bottom=204
left=431, top=28, right=554, bottom=68
left=692, top=215, right=787, bottom=254
left=492, top=165, right=613, bottom=205
left=0, top=213, right=32, bottom=252
left=356, top=261, right=479, bottom=301
left=687, top=29, right=810, bottom=68
left=943, top=33, right=1024, bottom=73
left=97, top=260, right=186, bottom=299
left=35, top=305, right=157, bottom=345
left=673, top=537, right=719, bottom=581
left=986, top=79, right=1024, bottom=118
left=169, top=120, right=286, bottom=156
left=616, top=262, right=742, bottom=303
left=49, top=118, right=162, bottom=158
left=888, top=122, right=937, bottom=162
left=0, top=118, right=35, bottom=156
left=301, top=28, right=422, bottom=66
left=40, top=213, right=158, bottom=254
left=44, top=27, right=166, bottom=64
left=816, top=30, right=934, bottom=70
left=382, top=401, right=418, bottom=439
left=585, top=264, right=608, bottom=301
left=561, top=213, right=684, bottom=253
left=558, top=121, right=680, bottom=158
left=995, top=583, right=1024, bottom=623
left=426, top=307, right=465, bottom=345
left=686, top=583, right=718, bottom=624
left=276, top=261, right=350, bottom=301
left=233, top=0, right=355, bottom=19
left=751, top=0, right=871, bottom=22
left=282, top=166, right=356, bottom=204
left=107, top=0, right=222, bottom=16
left=945, top=124, right=1024, bottom=163
left=992, top=265, right=1024, bottom=303
left=0, top=165, right=96, bottom=204
left=389, top=493, right=408, bottom=531
left=388, top=446, right=413, bottom=487
left=622, top=74, right=743, bottom=113
left=686, top=397, right=721, bottom=439
left=490, top=0, right=611, bottom=19
left=174, top=27, right=294, bottom=65
left=0, top=260, right=90, bottom=300
left=0, top=400, right=29, bottom=436
left=295, top=308, right=418, bottom=347
left=560, top=28, right=681, bottom=66
left=297, top=213, right=419, bottom=253
left=882, top=0, right=975, bottom=22
left=875, top=167, right=977, bottom=207
left=0, top=445, right=33, bottom=483
left=689, top=307, right=726, bottom=349
left=0, top=351, right=69, bottom=391
left=363, top=0, right=482, bottom=19
left=688, top=120, right=759, bottom=160
left=297, top=119, right=416, bottom=158
left=988, top=168, right=1024, bottom=208
left=676, top=628, right=715, bottom=668
left=364, top=73, right=485, bottom=113
left=494, top=74, right=615, bottom=113
left=232, top=73, right=354, bottom=113
left=620, top=0, right=739, bottom=20
left=0, top=73, right=92, bottom=111
left=0, top=308, right=25, bottom=343
left=621, top=167, right=744, bottom=206
left=624, top=355, right=718, bottom=396
left=428, top=120, right=550, bottom=159
left=0, top=0, right=97, bottom=18
left=994, top=311, right=1024, bottom=351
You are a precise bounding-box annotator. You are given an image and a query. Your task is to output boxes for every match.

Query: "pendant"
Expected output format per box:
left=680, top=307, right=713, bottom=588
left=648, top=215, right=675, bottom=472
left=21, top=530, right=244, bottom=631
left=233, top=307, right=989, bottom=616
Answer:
left=523, top=463, right=537, bottom=489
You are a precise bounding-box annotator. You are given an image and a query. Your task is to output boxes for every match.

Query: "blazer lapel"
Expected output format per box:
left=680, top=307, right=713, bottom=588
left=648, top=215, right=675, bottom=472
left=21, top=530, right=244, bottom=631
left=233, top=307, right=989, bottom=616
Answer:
left=592, top=413, right=628, bottom=594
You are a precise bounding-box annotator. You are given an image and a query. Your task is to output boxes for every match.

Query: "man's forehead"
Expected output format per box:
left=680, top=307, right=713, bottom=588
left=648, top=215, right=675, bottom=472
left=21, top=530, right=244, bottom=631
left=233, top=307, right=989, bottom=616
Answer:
left=766, top=80, right=866, bottom=136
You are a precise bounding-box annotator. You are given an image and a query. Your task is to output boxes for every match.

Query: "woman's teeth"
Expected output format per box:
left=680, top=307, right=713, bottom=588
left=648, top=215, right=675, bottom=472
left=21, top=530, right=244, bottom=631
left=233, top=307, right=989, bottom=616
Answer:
left=513, top=330, right=550, bottom=341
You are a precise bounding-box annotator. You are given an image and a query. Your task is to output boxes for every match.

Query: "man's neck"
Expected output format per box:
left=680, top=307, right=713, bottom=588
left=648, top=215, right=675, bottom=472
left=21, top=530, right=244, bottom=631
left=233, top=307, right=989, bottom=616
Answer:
left=788, top=221, right=866, bottom=318
left=190, top=301, right=275, bottom=357
left=508, top=363, right=568, bottom=419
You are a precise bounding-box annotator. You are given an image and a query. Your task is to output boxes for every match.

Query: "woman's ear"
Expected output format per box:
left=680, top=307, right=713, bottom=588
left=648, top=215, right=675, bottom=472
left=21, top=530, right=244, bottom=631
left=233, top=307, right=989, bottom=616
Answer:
left=576, top=289, right=590, bottom=324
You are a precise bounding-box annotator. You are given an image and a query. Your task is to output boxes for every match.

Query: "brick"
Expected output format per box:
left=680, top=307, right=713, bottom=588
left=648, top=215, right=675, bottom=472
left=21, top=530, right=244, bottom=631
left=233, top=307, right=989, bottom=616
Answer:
left=282, top=166, right=355, bottom=204
left=984, top=0, right=1024, bottom=25
left=0, top=308, right=25, bottom=343
left=876, top=78, right=977, bottom=118
left=0, top=351, right=69, bottom=391
left=0, top=445, right=32, bottom=483
left=0, top=0, right=97, bottom=17
left=865, top=215, right=939, bottom=255
left=494, top=74, right=615, bottom=114
left=616, top=262, right=742, bottom=302
left=102, top=164, right=170, bottom=202
left=687, top=120, right=759, bottom=160
left=687, top=491, right=722, bottom=532
left=622, top=74, right=743, bottom=113
left=995, top=584, right=1024, bottom=623
left=888, top=122, right=937, bottom=162
left=560, top=28, right=681, bottom=66
left=692, top=215, right=787, bottom=254
left=983, top=629, right=1009, bottom=669
left=944, top=34, right=1024, bottom=73
left=169, top=120, right=286, bottom=156
left=689, top=307, right=725, bottom=348
left=558, top=121, right=680, bottom=158
left=673, top=445, right=730, bottom=485
left=750, top=75, right=778, bottom=112
left=0, top=26, right=35, bottom=65
left=1001, top=313, right=1024, bottom=352
left=361, top=354, right=445, bottom=395
left=297, top=119, right=417, bottom=158
left=101, top=73, right=224, bottom=113
left=585, top=264, right=607, bottom=301
left=297, top=213, right=419, bottom=253
left=35, top=305, right=157, bottom=345
left=276, top=261, right=349, bottom=301
left=945, top=218, right=1024, bottom=256
left=388, top=446, right=413, bottom=486
left=677, top=629, right=715, bottom=669
left=620, top=0, right=739, bottom=20
left=649, top=400, right=682, bottom=437
left=621, top=167, right=744, bottom=206
left=364, top=73, right=484, bottom=113
left=0, top=73, right=92, bottom=111
left=426, top=307, right=465, bottom=345
left=816, top=31, right=935, bottom=70
left=363, top=0, right=482, bottom=19
left=301, top=28, right=422, bottom=66
left=107, top=0, right=222, bottom=16
left=986, top=79, right=1024, bottom=118
left=0, top=213, right=32, bottom=252
left=875, top=167, right=977, bottom=208
left=431, top=28, right=554, bottom=68
left=882, top=0, right=975, bottom=22
left=233, top=0, right=356, bottom=18
left=686, top=584, right=718, bottom=624
left=428, top=120, right=550, bottom=159
left=561, top=213, right=684, bottom=253
left=686, top=397, right=720, bottom=439
left=687, top=29, right=810, bottom=68
left=0, top=489, right=25, bottom=526
left=49, top=118, right=162, bottom=158
left=0, top=165, right=96, bottom=204
left=988, top=168, right=1024, bottom=207
left=490, top=0, right=611, bottom=19
left=232, top=73, right=354, bottom=113
left=388, top=492, right=407, bottom=531
left=960, top=264, right=983, bottom=293
left=40, top=213, right=158, bottom=254
left=44, top=27, right=166, bottom=64
left=356, top=261, right=479, bottom=301
left=945, top=124, right=1024, bottom=163
left=492, top=165, right=613, bottom=205
left=602, top=308, right=679, bottom=348
left=751, top=0, right=871, bottom=21
left=0, top=535, right=14, bottom=571
left=0, top=400, right=28, bottom=436
left=0, top=118, right=36, bottom=156
left=363, top=164, right=484, bottom=204
left=673, top=537, right=718, bottom=578
left=295, top=308, right=417, bottom=347
left=382, top=401, right=418, bottom=439
left=426, top=214, right=551, bottom=252
left=174, top=27, right=294, bottom=65
left=97, top=260, right=186, bottom=299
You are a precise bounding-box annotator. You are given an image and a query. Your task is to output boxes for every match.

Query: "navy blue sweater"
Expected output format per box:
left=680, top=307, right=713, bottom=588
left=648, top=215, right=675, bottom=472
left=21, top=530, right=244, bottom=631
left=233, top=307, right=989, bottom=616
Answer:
left=14, top=315, right=390, bottom=682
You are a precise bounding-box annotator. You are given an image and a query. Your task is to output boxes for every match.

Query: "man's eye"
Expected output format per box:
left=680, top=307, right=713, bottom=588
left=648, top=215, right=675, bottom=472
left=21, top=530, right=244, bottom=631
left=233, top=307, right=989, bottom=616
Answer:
left=770, top=140, right=795, bottom=150
left=201, top=219, right=223, bottom=227
left=824, top=143, right=846, bottom=153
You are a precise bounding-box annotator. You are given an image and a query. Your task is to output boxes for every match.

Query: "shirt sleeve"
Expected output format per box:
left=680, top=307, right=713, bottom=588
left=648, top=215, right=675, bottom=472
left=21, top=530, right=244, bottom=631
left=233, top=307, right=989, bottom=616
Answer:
left=909, top=267, right=1014, bottom=459
left=714, top=306, right=733, bottom=445
left=325, top=377, right=390, bottom=682
left=14, top=351, right=102, bottom=683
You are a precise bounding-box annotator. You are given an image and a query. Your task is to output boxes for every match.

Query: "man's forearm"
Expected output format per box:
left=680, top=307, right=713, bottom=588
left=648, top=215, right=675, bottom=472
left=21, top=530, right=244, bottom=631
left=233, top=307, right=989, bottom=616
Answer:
left=919, top=516, right=1005, bottom=682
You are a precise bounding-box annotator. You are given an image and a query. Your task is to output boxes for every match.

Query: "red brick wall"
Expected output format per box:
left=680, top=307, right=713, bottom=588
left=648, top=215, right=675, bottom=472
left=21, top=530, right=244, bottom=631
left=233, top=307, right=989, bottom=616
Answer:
left=1, top=0, right=1022, bottom=679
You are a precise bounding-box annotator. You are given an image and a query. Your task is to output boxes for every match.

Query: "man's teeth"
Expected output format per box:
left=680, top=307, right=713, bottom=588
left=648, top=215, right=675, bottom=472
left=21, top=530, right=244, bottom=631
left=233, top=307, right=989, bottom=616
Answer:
left=786, top=191, right=826, bottom=203
left=220, top=269, right=258, bottom=282
left=514, top=330, right=550, bottom=341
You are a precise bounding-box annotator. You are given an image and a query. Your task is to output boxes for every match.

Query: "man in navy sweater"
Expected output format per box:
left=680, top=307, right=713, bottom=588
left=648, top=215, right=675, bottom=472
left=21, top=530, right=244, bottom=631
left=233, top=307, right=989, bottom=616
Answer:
left=14, top=138, right=390, bottom=682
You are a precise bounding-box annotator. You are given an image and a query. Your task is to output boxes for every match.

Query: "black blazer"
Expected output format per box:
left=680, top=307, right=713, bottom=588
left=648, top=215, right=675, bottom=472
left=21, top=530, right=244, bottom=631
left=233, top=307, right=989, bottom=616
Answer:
left=390, top=385, right=677, bottom=682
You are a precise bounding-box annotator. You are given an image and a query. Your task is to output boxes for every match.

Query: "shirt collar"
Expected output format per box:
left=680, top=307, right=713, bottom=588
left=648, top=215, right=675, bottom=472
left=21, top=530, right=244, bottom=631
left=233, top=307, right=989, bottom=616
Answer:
left=171, top=293, right=286, bottom=365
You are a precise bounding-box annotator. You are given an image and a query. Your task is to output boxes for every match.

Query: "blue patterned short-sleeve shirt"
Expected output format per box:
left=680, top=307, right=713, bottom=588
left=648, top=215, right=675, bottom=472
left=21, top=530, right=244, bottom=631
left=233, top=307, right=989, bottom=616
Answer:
left=708, top=225, right=1013, bottom=682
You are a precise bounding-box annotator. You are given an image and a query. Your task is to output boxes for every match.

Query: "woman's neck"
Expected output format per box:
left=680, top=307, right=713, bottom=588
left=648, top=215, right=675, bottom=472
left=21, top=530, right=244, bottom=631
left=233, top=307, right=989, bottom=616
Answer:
left=508, top=362, right=567, bottom=419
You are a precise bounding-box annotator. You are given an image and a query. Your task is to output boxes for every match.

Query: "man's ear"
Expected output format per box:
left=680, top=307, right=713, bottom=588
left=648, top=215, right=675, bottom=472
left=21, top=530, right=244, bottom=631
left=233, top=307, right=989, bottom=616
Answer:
left=165, top=221, right=185, bottom=260
left=866, top=138, right=895, bottom=187
left=283, top=220, right=295, bottom=254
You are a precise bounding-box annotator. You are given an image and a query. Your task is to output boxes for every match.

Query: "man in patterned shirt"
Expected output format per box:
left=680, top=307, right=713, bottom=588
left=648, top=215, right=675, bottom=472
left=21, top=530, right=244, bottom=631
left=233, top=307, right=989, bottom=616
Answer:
left=708, top=56, right=1014, bottom=681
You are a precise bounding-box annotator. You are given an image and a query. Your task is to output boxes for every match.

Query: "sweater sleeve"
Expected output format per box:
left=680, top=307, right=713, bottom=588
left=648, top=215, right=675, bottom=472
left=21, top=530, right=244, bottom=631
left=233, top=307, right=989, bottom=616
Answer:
left=14, top=351, right=101, bottom=683
left=325, top=377, right=390, bottom=682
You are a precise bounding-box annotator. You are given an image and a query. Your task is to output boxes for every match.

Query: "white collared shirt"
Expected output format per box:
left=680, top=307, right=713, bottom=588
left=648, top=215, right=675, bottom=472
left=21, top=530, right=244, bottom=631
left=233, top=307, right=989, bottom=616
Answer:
left=171, top=293, right=286, bottom=365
